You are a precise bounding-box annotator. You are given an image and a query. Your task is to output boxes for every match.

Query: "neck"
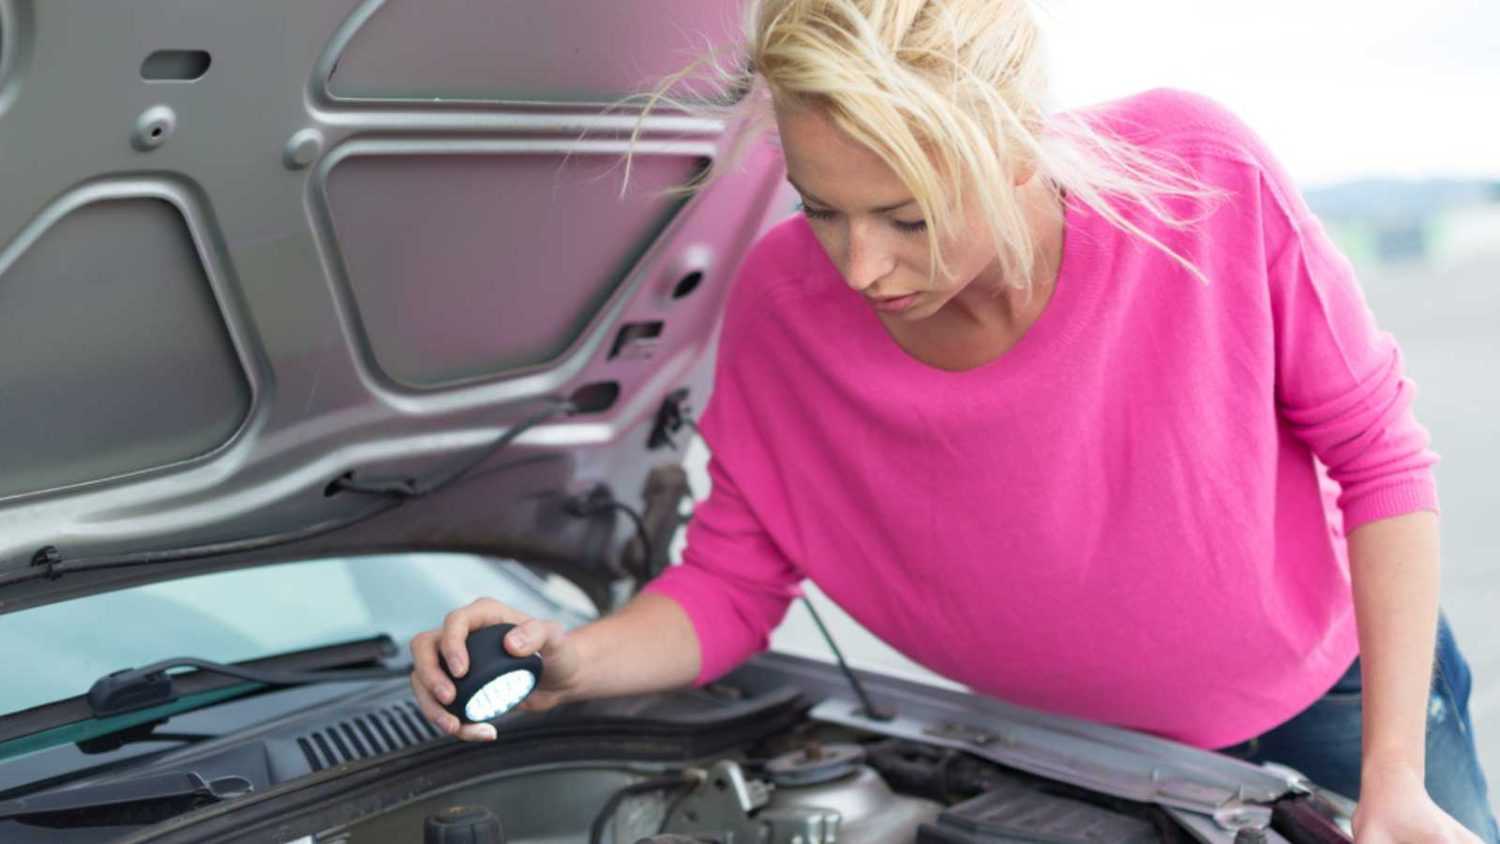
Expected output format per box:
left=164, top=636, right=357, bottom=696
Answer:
left=946, top=177, right=1066, bottom=330
left=879, top=178, right=1066, bottom=372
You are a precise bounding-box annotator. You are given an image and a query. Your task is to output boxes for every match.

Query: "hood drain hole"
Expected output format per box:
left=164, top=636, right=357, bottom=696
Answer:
left=569, top=381, right=620, bottom=414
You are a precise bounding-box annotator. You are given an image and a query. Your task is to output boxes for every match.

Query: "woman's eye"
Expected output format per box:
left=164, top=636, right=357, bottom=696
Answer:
left=795, top=200, right=922, bottom=233
left=795, top=200, right=836, bottom=221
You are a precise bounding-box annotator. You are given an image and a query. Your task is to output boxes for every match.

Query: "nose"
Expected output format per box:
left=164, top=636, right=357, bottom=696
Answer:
left=842, top=221, right=893, bottom=294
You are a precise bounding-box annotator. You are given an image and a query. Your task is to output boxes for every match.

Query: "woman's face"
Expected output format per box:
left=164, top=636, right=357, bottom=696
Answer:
left=774, top=100, right=1005, bottom=322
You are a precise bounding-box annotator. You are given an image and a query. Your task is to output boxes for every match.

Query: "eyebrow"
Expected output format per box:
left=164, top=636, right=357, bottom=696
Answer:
left=786, top=176, right=917, bottom=215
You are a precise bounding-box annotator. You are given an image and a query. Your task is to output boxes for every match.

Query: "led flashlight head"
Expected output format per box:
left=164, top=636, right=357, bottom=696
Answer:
left=438, top=624, right=544, bottom=724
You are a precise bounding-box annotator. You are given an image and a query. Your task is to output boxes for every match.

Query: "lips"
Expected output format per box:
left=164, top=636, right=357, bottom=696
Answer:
left=868, top=292, right=919, bottom=313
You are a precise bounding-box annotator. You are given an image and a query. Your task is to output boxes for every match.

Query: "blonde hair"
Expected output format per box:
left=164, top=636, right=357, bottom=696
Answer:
left=624, top=0, right=1216, bottom=287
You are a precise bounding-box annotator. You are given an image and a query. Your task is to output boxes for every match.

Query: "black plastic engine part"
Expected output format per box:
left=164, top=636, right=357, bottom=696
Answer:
left=424, top=805, right=503, bottom=844
left=867, top=739, right=1191, bottom=843
left=646, top=388, right=692, bottom=450
left=865, top=740, right=974, bottom=802
left=917, top=780, right=1161, bottom=843
left=1271, top=795, right=1353, bottom=844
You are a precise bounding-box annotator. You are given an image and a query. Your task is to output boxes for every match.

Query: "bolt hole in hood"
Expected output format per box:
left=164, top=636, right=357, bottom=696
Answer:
left=0, top=1, right=1353, bottom=843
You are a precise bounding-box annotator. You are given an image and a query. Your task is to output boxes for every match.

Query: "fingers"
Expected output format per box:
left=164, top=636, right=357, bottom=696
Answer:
left=409, top=665, right=461, bottom=736
left=505, top=618, right=565, bottom=659
left=439, top=598, right=530, bottom=678
left=409, top=666, right=504, bottom=741
left=518, top=687, right=567, bottom=712
left=410, top=598, right=566, bottom=739
left=409, top=630, right=458, bottom=705
left=414, top=692, right=497, bottom=741
left=456, top=723, right=498, bottom=742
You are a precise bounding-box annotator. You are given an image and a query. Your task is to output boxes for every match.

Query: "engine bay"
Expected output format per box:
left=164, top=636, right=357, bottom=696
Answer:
left=335, top=728, right=1190, bottom=843
left=0, top=653, right=1354, bottom=844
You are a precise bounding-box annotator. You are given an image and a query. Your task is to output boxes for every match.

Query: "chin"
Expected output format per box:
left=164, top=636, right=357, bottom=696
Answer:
left=908, top=293, right=959, bottom=321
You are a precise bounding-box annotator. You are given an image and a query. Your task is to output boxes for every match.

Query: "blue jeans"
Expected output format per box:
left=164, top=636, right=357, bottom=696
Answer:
left=1221, top=615, right=1499, bottom=842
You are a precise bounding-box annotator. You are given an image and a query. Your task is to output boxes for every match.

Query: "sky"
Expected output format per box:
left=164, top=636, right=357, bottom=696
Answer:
left=1038, top=0, right=1500, bottom=186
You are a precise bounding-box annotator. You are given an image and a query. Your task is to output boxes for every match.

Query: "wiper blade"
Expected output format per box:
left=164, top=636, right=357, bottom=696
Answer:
left=89, top=637, right=407, bottom=717
left=0, top=770, right=252, bottom=826
left=0, top=635, right=405, bottom=747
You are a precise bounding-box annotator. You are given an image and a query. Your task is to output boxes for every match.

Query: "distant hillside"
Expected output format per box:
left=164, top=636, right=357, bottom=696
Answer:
left=1306, top=178, right=1500, bottom=223
left=1304, top=178, right=1500, bottom=265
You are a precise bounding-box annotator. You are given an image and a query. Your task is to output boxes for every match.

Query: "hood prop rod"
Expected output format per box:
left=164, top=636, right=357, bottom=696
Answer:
left=800, top=596, right=895, bottom=722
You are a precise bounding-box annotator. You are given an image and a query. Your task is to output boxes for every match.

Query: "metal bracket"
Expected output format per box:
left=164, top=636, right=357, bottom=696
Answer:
left=810, top=697, right=1295, bottom=818
left=661, top=760, right=841, bottom=844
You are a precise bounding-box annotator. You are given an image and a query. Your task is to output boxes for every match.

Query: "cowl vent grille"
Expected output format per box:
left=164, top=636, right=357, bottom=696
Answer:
left=295, top=701, right=441, bottom=771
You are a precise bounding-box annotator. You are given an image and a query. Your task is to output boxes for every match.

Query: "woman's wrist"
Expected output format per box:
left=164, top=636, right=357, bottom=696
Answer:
left=1362, top=746, right=1425, bottom=781
left=558, top=621, right=605, bottom=703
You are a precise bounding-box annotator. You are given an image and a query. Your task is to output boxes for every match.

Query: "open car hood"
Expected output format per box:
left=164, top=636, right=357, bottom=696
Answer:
left=0, top=0, right=791, bottom=614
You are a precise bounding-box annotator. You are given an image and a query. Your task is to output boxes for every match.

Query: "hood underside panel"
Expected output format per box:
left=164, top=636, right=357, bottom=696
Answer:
left=0, top=0, right=792, bottom=610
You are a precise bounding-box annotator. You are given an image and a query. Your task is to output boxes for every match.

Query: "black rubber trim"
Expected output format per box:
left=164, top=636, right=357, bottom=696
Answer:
left=115, top=686, right=808, bottom=844
left=1271, top=795, right=1353, bottom=844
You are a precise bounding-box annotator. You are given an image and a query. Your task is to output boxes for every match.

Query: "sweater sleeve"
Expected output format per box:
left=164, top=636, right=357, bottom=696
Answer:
left=643, top=445, right=803, bottom=684
left=1150, top=88, right=1441, bottom=531
left=1268, top=212, right=1439, bottom=530
left=1251, top=158, right=1440, bottom=531
left=641, top=225, right=806, bottom=685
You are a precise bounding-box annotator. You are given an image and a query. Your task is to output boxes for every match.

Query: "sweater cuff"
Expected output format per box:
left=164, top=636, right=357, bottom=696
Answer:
left=641, top=568, right=769, bottom=686
left=1339, top=474, right=1440, bottom=534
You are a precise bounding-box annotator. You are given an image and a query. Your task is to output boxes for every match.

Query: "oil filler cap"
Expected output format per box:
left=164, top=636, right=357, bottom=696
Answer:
left=424, top=805, right=503, bottom=844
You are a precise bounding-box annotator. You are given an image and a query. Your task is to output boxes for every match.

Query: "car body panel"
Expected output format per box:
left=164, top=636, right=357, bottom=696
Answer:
left=0, top=0, right=789, bottom=613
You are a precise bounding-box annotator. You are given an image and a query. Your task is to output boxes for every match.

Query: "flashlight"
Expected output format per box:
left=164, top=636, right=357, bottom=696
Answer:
left=439, top=624, right=544, bottom=723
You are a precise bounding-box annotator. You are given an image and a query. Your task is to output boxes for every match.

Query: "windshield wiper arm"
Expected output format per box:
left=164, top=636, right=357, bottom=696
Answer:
left=0, top=635, right=407, bottom=748
left=76, top=719, right=214, bottom=755
left=88, top=635, right=408, bottom=717
left=0, top=770, right=252, bottom=826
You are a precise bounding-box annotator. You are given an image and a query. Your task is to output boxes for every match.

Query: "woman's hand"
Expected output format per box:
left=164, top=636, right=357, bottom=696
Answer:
left=408, top=598, right=584, bottom=742
left=1353, top=762, right=1482, bottom=843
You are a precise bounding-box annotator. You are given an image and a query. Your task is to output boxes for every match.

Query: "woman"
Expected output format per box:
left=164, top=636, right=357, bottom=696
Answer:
left=409, top=1, right=1497, bottom=841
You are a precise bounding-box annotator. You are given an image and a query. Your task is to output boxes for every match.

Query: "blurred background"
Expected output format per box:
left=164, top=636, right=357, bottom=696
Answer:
left=683, top=0, right=1500, bottom=786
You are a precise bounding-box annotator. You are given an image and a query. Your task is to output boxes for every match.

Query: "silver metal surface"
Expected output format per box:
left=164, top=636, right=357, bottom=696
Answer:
left=319, top=138, right=710, bottom=388
left=767, top=766, right=942, bottom=844
left=1165, top=806, right=1294, bottom=844
left=0, top=191, right=253, bottom=500
left=326, top=0, right=742, bottom=104
left=765, top=742, right=865, bottom=786
left=662, top=757, right=938, bottom=844
left=811, top=696, right=1301, bottom=816
left=758, top=806, right=840, bottom=844
left=282, top=128, right=324, bottom=170
left=1212, top=800, right=1274, bottom=832
left=663, top=760, right=774, bottom=843
left=130, top=104, right=176, bottom=151
left=0, top=0, right=791, bottom=606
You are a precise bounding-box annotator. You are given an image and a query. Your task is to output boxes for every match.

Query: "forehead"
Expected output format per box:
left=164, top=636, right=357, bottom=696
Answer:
left=773, top=100, right=909, bottom=202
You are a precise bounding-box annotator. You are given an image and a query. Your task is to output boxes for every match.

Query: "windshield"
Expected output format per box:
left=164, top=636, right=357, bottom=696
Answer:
left=0, top=553, right=594, bottom=716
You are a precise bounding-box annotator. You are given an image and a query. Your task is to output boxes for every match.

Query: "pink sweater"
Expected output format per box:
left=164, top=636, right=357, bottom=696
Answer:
left=644, top=88, right=1438, bottom=749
